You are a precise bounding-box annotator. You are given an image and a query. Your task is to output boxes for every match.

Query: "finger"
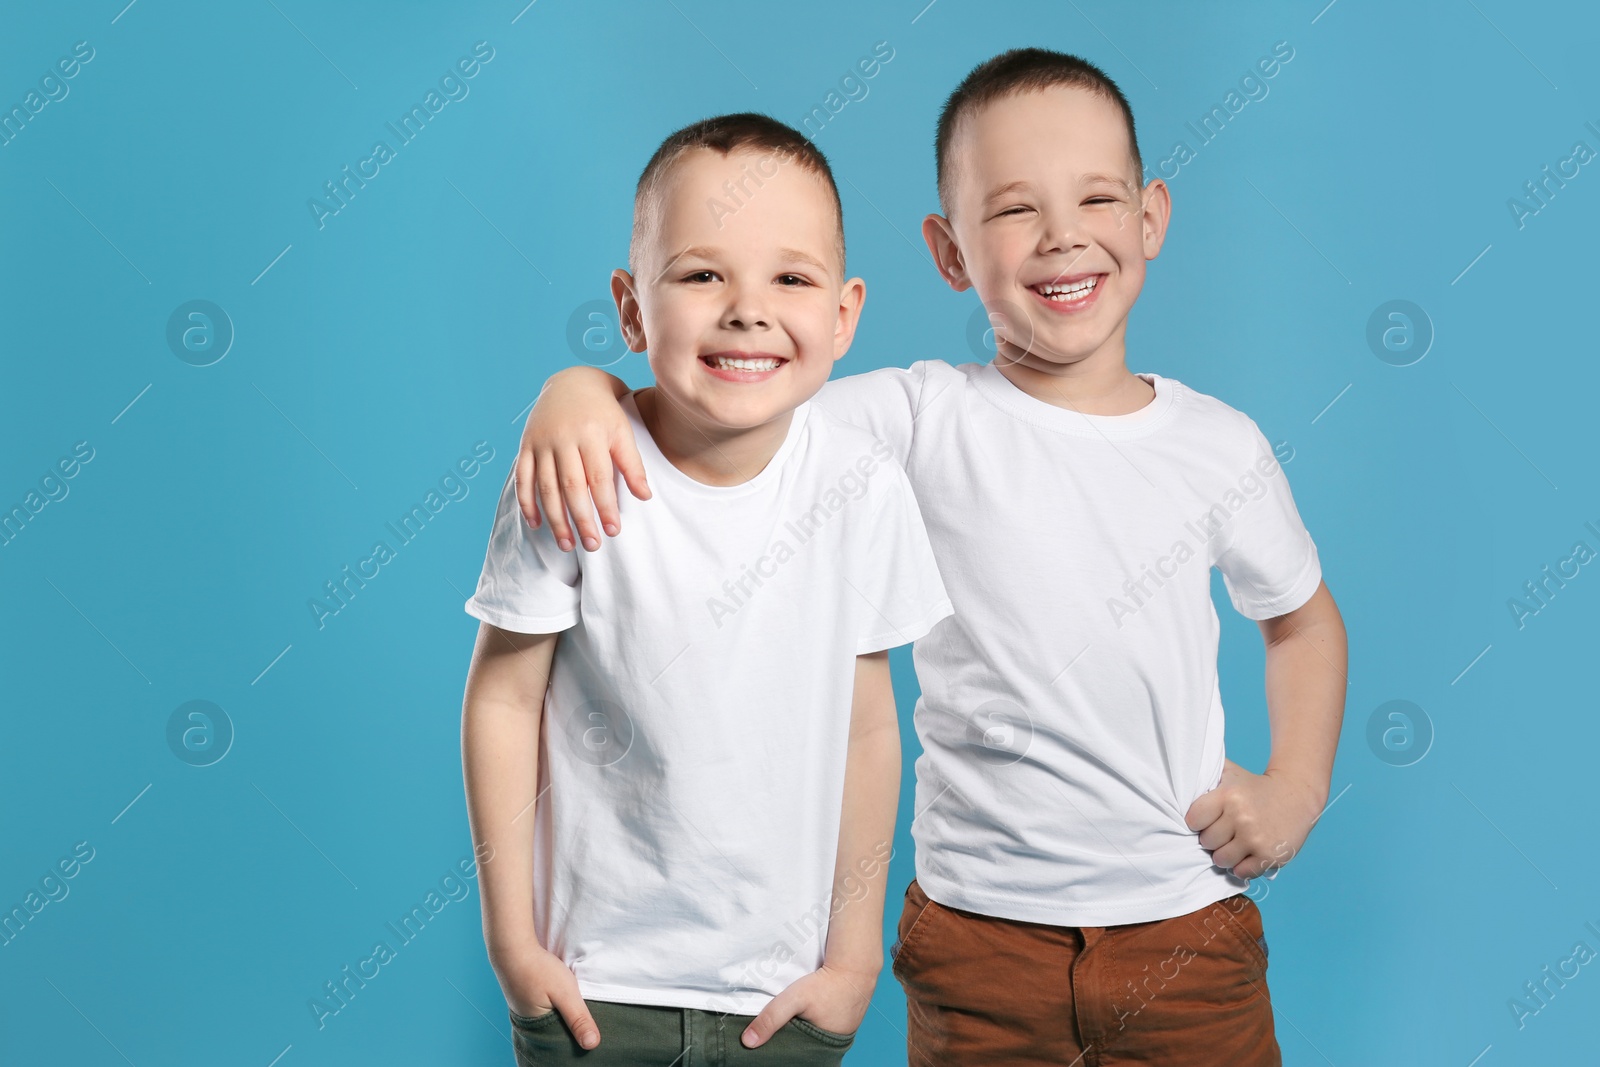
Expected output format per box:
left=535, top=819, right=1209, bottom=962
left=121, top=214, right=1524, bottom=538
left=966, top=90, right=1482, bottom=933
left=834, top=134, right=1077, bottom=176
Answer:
left=1196, top=813, right=1234, bottom=853
left=579, top=441, right=622, bottom=539
left=1210, top=838, right=1250, bottom=872
left=1184, top=790, right=1224, bottom=833
left=1231, top=853, right=1269, bottom=880
left=535, top=450, right=575, bottom=551
left=742, top=988, right=802, bottom=1049
left=556, top=445, right=603, bottom=552
left=613, top=434, right=652, bottom=504
left=515, top=447, right=541, bottom=529
left=550, top=982, right=601, bottom=1050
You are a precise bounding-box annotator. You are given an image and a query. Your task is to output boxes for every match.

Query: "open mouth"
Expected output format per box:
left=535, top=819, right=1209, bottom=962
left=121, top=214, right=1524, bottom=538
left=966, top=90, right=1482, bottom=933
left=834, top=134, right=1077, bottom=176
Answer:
left=701, top=353, right=787, bottom=371
left=1028, top=274, right=1104, bottom=305
left=699, top=351, right=790, bottom=381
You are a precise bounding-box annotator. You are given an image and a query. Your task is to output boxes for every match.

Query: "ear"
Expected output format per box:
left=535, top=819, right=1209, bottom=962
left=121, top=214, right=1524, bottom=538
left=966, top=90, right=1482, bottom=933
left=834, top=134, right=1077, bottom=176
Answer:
left=831, top=276, right=867, bottom=363
left=1138, top=178, right=1172, bottom=261
left=611, top=269, right=648, bottom=352
left=921, top=213, right=972, bottom=292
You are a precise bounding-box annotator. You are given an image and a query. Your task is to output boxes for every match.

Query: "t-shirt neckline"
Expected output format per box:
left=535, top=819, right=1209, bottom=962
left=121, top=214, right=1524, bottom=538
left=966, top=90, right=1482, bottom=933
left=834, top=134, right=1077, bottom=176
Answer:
left=624, top=391, right=810, bottom=497
left=972, top=363, right=1179, bottom=439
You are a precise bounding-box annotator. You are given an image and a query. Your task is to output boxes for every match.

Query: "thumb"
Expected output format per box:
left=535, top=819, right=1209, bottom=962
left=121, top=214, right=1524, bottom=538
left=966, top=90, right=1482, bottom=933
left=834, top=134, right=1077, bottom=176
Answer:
left=742, top=986, right=803, bottom=1049
left=549, top=975, right=600, bottom=1050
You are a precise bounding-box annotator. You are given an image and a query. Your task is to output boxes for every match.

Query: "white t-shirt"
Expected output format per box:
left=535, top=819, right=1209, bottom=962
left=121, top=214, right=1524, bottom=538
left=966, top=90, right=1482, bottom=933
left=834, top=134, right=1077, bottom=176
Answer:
left=816, top=361, right=1323, bottom=927
left=464, top=394, right=952, bottom=1013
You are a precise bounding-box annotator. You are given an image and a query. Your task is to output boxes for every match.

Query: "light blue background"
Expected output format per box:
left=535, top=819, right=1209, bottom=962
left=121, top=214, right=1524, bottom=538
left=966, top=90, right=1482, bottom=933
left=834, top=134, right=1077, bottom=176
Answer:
left=3, top=1, right=1596, bottom=1064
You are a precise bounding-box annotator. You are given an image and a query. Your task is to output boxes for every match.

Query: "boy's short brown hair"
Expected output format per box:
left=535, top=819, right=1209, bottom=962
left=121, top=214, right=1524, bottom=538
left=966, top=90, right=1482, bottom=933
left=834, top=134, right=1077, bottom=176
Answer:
left=631, top=112, right=846, bottom=272
left=935, top=48, right=1143, bottom=215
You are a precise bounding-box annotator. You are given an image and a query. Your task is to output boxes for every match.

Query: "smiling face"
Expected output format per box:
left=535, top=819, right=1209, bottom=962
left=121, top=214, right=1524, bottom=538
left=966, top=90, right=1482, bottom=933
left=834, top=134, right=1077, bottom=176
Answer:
left=928, top=85, right=1169, bottom=376
left=613, top=147, right=864, bottom=436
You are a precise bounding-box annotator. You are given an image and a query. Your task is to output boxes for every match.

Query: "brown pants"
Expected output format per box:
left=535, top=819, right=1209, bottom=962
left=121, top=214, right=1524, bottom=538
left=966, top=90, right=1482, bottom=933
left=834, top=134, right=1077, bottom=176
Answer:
left=891, top=879, right=1281, bottom=1066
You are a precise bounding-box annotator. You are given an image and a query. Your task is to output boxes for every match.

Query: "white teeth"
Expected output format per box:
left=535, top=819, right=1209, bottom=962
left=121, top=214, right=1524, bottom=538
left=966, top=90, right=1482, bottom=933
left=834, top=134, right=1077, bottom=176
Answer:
left=709, top=355, right=782, bottom=371
left=1036, top=277, right=1099, bottom=299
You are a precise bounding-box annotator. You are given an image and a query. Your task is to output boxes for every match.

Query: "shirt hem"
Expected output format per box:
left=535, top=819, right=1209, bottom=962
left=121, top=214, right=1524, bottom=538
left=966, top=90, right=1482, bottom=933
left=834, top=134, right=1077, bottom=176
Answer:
left=463, top=599, right=578, bottom=634
left=573, top=981, right=773, bottom=1016
left=856, top=598, right=954, bottom=655
left=915, top=868, right=1248, bottom=927
left=1232, top=554, right=1323, bottom=621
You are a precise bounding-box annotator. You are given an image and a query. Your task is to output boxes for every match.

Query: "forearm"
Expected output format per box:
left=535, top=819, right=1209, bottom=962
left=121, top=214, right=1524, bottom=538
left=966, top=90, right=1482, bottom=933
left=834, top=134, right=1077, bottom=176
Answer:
left=464, top=697, right=540, bottom=945
left=822, top=656, right=900, bottom=977
left=461, top=626, right=555, bottom=950
left=1260, top=582, right=1347, bottom=807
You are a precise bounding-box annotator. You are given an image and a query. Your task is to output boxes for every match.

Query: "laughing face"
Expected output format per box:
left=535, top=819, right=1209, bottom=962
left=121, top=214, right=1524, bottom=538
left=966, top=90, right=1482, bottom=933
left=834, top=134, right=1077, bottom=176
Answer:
left=612, top=147, right=864, bottom=438
left=926, top=85, right=1170, bottom=378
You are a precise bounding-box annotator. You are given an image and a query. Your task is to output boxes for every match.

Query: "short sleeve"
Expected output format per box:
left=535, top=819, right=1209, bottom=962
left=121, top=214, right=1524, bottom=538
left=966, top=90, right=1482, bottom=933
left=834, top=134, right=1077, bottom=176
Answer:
left=1213, top=421, right=1323, bottom=620
left=847, top=460, right=953, bottom=654
left=814, top=364, right=929, bottom=466
left=463, top=468, right=581, bottom=633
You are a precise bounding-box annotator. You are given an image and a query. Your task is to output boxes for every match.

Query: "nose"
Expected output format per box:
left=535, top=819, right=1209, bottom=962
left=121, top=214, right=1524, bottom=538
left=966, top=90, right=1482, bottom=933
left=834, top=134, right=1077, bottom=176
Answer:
left=1037, top=209, right=1089, bottom=262
left=721, top=280, right=771, bottom=331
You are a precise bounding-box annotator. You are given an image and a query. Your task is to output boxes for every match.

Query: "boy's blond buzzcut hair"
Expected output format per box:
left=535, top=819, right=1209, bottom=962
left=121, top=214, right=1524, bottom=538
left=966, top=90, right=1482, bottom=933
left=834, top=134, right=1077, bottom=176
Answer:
left=935, top=48, right=1144, bottom=215
left=630, top=112, right=846, bottom=273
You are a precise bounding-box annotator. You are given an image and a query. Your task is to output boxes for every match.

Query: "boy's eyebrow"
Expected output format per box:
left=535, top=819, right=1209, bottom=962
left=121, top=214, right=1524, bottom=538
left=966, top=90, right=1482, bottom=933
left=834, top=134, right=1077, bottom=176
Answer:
left=983, top=174, right=1133, bottom=204
left=983, top=179, right=1034, bottom=205
left=777, top=247, right=829, bottom=272
left=1081, top=172, right=1134, bottom=189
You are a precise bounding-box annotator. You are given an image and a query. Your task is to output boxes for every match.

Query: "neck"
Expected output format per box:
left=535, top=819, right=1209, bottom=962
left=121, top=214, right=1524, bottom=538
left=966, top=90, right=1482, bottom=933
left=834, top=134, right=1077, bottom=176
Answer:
left=994, top=327, right=1153, bottom=415
left=635, top=388, right=795, bottom=487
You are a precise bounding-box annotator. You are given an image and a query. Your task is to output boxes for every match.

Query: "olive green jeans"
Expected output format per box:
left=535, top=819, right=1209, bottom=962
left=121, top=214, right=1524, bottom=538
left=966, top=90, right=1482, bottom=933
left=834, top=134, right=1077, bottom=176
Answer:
left=509, top=999, right=856, bottom=1066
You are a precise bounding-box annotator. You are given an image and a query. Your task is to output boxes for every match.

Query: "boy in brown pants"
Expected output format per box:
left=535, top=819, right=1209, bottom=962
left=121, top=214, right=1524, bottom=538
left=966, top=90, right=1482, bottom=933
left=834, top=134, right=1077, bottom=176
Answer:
left=513, top=49, right=1347, bottom=1066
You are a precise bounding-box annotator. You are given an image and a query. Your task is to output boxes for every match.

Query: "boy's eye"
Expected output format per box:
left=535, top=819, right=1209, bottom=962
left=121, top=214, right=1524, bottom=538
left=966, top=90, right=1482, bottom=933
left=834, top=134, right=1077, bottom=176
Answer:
left=776, top=274, right=809, bottom=286
left=1085, top=197, right=1117, bottom=205
left=996, top=206, right=1031, bottom=217
left=683, top=270, right=718, bottom=283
